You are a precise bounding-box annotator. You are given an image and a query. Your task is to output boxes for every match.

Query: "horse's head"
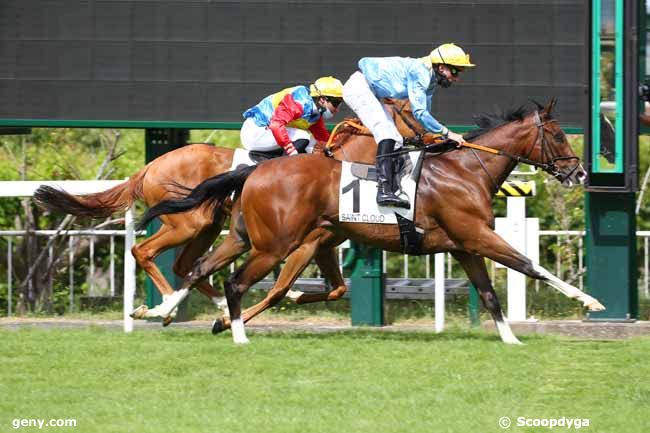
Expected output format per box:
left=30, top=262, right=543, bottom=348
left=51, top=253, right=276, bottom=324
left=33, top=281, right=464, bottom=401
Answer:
left=528, top=98, right=587, bottom=187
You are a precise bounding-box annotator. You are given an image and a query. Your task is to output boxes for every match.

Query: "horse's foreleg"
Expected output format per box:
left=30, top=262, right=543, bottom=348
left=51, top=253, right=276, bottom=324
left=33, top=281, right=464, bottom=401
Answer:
left=451, top=251, right=522, bottom=345
left=462, top=226, right=605, bottom=311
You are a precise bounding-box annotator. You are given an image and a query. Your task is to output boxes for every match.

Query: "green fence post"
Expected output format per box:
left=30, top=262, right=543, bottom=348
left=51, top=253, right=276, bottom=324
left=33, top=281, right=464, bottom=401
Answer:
left=348, top=242, right=384, bottom=326
left=144, top=128, right=191, bottom=321
left=468, top=283, right=480, bottom=327
left=585, top=192, right=638, bottom=321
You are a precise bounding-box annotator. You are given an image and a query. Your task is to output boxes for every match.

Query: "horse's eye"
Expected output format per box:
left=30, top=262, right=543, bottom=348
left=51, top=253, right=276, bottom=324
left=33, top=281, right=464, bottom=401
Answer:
left=553, top=133, right=564, bottom=143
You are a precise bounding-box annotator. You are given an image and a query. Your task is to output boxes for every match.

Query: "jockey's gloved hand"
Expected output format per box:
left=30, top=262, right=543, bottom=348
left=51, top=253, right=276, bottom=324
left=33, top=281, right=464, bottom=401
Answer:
left=284, top=142, right=299, bottom=156
left=447, top=131, right=466, bottom=146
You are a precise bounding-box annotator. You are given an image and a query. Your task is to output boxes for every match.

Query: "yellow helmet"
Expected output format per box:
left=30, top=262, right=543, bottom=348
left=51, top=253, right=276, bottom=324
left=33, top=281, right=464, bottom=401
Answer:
left=310, top=76, right=344, bottom=98
left=429, top=43, right=475, bottom=67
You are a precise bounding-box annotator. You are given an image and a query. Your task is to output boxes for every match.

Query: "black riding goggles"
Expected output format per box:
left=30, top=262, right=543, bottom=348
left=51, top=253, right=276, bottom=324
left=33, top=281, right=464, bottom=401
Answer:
left=326, top=97, right=344, bottom=108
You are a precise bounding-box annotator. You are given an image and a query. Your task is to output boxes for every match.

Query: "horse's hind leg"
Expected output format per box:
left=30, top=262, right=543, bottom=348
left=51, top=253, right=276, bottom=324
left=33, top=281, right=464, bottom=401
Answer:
left=452, top=251, right=522, bottom=345
left=174, top=229, right=252, bottom=314
left=292, top=242, right=349, bottom=304
left=130, top=223, right=195, bottom=319
left=214, top=237, right=322, bottom=343
left=173, top=216, right=225, bottom=300
left=211, top=251, right=282, bottom=343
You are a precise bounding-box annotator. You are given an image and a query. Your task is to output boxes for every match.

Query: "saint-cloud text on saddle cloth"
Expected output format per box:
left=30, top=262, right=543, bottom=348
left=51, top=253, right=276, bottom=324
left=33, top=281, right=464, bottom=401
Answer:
left=339, top=151, right=422, bottom=224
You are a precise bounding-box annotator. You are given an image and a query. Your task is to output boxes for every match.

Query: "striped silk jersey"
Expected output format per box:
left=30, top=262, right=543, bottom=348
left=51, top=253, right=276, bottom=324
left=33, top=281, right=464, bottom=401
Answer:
left=242, top=86, right=330, bottom=152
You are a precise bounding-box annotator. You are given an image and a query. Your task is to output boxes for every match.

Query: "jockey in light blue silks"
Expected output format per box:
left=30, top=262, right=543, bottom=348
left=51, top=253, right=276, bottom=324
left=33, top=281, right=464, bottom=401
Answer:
left=343, top=43, right=475, bottom=209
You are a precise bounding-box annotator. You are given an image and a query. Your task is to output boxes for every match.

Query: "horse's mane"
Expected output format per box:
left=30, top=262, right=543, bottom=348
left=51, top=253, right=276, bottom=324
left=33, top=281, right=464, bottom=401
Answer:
left=464, top=104, right=543, bottom=141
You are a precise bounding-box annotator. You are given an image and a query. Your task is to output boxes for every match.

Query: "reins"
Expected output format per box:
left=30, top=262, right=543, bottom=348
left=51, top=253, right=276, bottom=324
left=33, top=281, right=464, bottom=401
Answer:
left=326, top=108, right=579, bottom=183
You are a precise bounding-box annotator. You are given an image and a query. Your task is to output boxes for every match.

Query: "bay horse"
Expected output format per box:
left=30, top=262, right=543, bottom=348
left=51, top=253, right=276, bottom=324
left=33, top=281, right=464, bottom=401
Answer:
left=33, top=99, right=419, bottom=323
left=142, top=98, right=604, bottom=344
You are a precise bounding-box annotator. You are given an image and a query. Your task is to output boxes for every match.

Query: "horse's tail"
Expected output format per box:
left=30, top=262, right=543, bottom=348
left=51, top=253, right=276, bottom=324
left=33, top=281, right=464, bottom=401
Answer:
left=33, top=169, right=147, bottom=218
left=136, top=164, right=257, bottom=231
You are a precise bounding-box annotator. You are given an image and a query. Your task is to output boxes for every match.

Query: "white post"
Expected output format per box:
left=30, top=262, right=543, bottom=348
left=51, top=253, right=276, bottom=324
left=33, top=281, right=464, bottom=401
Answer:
left=434, top=253, right=445, bottom=333
left=506, top=197, right=527, bottom=321
left=123, top=206, right=136, bottom=333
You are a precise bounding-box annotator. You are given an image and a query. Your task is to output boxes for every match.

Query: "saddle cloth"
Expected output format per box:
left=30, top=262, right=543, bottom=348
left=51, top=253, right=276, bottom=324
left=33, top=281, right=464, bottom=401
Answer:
left=230, top=148, right=257, bottom=171
left=338, top=151, right=422, bottom=225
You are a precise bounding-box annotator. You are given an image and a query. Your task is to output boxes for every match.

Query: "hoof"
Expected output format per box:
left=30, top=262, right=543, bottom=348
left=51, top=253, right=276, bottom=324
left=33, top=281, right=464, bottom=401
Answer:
left=162, top=315, right=174, bottom=327
left=586, top=300, right=606, bottom=312
left=212, top=318, right=226, bottom=335
left=130, top=305, right=148, bottom=319
left=286, top=289, right=304, bottom=302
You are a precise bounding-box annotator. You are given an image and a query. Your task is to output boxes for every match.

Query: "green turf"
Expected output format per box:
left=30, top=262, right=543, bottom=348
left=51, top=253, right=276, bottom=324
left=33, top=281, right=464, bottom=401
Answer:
left=0, top=327, right=648, bottom=433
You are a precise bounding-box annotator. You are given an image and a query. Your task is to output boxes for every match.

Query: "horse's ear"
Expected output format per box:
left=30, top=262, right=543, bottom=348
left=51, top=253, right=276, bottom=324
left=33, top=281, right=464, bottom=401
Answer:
left=544, top=97, right=557, bottom=115
left=531, top=100, right=545, bottom=111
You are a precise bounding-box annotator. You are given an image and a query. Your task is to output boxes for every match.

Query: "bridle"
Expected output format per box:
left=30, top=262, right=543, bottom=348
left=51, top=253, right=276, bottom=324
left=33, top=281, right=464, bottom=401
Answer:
left=466, top=111, right=581, bottom=189
left=528, top=111, right=581, bottom=182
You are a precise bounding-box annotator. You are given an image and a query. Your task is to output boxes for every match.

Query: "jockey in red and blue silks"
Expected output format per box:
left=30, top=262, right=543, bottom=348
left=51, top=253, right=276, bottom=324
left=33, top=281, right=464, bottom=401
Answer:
left=241, top=76, right=344, bottom=156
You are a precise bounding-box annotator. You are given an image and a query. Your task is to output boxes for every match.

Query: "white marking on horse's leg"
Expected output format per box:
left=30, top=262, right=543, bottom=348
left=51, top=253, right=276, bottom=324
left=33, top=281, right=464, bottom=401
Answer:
left=144, top=288, right=190, bottom=318
left=286, top=289, right=304, bottom=302
left=495, top=318, right=523, bottom=345
left=231, top=318, right=249, bottom=344
left=212, top=296, right=230, bottom=317
left=532, top=263, right=605, bottom=311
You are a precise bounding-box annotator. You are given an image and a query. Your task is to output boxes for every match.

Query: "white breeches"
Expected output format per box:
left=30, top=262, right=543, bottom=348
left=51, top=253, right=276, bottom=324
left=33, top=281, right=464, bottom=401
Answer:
left=342, top=71, right=403, bottom=148
left=240, top=118, right=315, bottom=152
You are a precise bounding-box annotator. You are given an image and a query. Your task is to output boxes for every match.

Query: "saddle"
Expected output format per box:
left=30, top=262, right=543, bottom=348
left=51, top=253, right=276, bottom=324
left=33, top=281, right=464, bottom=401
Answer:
left=350, top=153, right=409, bottom=192
left=248, top=148, right=286, bottom=163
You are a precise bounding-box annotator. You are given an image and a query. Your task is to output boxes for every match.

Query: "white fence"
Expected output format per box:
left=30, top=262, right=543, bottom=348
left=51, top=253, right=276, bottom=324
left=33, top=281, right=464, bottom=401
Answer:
left=3, top=229, right=649, bottom=313
left=0, top=180, right=138, bottom=332
left=1, top=180, right=649, bottom=330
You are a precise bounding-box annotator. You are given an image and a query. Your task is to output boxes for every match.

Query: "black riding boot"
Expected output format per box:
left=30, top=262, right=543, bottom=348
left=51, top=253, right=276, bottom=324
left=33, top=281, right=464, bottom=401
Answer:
left=375, top=139, right=410, bottom=209
left=293, top=138, right=310, bottom=154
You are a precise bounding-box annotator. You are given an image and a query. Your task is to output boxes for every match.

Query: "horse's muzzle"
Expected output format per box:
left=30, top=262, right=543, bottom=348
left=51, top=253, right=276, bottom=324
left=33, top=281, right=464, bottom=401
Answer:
left=559, top=163, right=587, bottom=187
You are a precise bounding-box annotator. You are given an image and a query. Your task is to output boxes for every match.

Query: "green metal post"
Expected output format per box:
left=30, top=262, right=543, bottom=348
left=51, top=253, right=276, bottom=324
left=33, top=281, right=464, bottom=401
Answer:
left=585, top=192, right=638, bottom=321
left=144, top=128, right=191, bottom=321
left=349, top=242, right=384, bottom=326
left=468, top=283, right=480, bottom=327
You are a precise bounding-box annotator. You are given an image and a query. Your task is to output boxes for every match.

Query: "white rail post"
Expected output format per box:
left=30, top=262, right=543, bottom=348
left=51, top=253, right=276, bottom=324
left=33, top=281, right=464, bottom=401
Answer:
left=434, top=253, right=445, bottom=333
left=123, top=206, right=136, bottom=333
left=506, top=196, right=527, bottom=321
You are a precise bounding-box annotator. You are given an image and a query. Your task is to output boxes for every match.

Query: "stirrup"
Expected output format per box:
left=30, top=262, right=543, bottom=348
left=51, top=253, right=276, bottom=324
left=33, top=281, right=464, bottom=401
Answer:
left=377, top=193, right=410, bottom=209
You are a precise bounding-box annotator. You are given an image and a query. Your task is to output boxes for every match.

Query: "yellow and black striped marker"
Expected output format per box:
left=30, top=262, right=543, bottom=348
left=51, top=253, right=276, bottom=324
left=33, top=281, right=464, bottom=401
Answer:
left=496, top=180, right=536, bottom=197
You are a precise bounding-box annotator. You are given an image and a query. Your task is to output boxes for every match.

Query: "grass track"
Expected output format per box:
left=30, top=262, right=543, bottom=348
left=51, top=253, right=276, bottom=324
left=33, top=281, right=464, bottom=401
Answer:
left=1, top=327, right=649, bottom=433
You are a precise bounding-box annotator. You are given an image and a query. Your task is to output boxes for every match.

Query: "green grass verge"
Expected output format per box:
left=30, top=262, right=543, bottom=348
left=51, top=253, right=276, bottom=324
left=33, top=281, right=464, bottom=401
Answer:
left=1, top=328, right=649, bottom=433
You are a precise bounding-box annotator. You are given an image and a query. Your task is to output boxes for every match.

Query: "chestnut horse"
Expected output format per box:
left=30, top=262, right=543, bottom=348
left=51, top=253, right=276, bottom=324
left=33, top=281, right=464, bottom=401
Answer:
left=33, top=99, right=421, bottom=323
left=34, top=144, right=234, bottom=319
left=143, top=99, right=604, bottom=344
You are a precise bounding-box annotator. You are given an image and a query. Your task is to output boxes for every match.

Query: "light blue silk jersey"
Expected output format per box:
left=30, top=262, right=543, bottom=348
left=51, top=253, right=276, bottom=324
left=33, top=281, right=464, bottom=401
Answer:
left=358, top=57, right=445, bottom=133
